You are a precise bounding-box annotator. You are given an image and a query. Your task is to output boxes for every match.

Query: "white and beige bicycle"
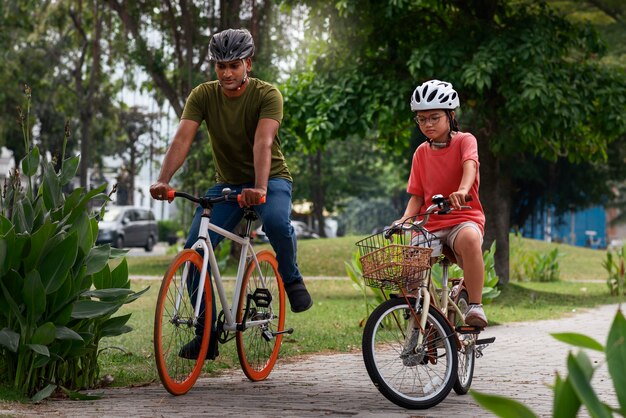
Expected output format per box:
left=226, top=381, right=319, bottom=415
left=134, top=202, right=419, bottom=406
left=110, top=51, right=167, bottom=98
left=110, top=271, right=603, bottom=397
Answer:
left=153, top=188, right=291, bottom=395
left=357, top=194, right=495, bottom=409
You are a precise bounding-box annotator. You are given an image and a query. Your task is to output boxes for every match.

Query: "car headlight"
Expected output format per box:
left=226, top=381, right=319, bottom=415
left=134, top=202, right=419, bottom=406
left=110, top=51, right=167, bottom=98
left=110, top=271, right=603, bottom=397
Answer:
left=98, top=229, right=112, bottom=239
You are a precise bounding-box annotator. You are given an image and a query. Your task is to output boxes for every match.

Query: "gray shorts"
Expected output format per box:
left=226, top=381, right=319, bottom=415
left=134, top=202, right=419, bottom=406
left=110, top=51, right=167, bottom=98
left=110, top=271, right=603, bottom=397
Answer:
left=410, top=221, right=483, bottom=269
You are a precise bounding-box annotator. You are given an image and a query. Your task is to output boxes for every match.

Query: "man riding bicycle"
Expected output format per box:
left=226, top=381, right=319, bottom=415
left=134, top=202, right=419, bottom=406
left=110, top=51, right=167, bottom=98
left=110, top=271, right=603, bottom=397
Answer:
left=150, top=28, right=313, bottom=360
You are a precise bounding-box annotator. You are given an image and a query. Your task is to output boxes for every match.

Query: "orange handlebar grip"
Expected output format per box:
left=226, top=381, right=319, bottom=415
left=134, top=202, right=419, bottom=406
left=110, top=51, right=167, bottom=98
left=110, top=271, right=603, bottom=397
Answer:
left=167, top=190, right=176, bottom=202
left=236, top=195, right=267, bottom=204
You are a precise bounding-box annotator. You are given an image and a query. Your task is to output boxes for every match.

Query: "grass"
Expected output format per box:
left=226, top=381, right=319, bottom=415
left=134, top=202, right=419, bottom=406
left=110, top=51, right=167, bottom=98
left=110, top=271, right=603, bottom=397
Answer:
left=1, top=235, right=621, bottom=399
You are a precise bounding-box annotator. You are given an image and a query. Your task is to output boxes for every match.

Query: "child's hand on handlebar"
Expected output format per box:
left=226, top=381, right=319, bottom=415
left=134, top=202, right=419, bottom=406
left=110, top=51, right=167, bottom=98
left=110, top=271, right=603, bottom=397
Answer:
left=448, top=191, right=470, bottom=210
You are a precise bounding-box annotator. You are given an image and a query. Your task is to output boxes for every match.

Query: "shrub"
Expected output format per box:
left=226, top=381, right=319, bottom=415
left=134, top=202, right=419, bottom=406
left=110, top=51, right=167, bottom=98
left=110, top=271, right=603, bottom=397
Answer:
left=0, top=89, right=147, bottom=400
left=511, top=235, right=562, bottom=282
left=471, top=308, right=626, bottom=417
left=603, top=246, right=625, bottom=296
left=157, top=219, right=182, bottom=245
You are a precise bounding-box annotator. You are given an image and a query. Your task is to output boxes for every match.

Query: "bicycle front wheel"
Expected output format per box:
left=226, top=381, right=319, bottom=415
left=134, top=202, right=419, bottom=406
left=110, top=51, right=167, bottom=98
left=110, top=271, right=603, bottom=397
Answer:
left=154, top=249, right=212, bottom=395
left=236, top=250, right=286, bottom=381
left=362, top=297, right=457, bottom=409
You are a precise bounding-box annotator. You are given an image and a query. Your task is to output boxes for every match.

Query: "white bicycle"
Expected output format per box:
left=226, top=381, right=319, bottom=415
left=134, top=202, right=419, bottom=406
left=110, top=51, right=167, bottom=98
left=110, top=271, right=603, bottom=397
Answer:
left=153, top=188, right=290, bottom=395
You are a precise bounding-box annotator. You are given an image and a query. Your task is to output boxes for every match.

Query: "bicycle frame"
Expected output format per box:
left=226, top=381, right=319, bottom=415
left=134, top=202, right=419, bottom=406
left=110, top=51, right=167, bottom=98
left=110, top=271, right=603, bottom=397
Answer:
left=407, top=258, right=466, bottom=349
left=174, top=210, right=268, bottom=333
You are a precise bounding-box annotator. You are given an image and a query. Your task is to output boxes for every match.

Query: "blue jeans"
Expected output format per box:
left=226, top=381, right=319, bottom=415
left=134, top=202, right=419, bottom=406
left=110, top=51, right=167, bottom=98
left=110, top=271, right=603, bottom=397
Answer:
left=184, top=178, right=303, bottom=336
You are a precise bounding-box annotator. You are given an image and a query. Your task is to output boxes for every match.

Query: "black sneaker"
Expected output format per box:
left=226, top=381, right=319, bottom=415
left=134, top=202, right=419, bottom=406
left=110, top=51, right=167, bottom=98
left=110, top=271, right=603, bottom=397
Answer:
left=284, top=281, right=313, bottom=313
left=178, top=333, right=219, bottom=360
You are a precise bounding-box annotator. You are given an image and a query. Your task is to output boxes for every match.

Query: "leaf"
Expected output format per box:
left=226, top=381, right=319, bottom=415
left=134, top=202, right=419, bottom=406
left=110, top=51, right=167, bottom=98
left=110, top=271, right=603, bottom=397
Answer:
left=27, top=343, right=50, bottom=357
left=606, top=309, right=626, bottom=415
left=553, top=372, right=581, bottom=417
left=110, top=258, right=130, bottom=288
left=22, top=270, right=46, bottom=322
left=31, top=322, right=56, bottom=345
left=99, top=314, right=132, bottom=338
left=21, top=146, right=40, bottom=177
left=81, top=288, right=134, bottom=300
left=0, top=327, right=20, bottom=352
left=84, top=245, right=111, bottom=275
left=41, top=160, right=61, bottom=210
left=69, top=211, right=94, bottom=257
left=551, top=332, right=604, bottom=352
left=31, top=383, right=57, bottom=403
left=55, top=326, right=84, bottom=341
left=470, top=390, right=538, bottom=418
left=23, top=221, right=56, bottom=272
left=71, top=300, right=122, bottom=319
left=59, top=155, right=80, bottom=186
left=39, top=232, right=78, bottom=294
left=567, top=352, right=612, bottom=418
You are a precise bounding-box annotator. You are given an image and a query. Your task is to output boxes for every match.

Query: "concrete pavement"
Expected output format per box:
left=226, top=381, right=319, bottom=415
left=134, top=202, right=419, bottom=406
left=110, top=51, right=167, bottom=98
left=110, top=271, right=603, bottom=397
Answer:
left=1, top=303, right=621, bottom=417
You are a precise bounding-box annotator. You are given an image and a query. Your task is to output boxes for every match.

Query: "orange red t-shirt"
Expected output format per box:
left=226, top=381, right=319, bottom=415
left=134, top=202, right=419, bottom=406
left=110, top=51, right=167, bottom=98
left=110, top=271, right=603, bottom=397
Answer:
left=406, top=132, right=485, bottom=234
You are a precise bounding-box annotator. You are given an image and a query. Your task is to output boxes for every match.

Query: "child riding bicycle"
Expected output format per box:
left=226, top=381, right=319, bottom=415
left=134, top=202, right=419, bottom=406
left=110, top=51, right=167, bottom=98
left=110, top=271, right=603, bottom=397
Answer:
left=394, top=79, right=487, bottom=328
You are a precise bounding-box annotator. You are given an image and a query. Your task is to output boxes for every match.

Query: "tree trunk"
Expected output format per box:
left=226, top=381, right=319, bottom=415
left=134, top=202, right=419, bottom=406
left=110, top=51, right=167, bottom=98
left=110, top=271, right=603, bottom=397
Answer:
left=310, top=151, right=326, bottom=237
left=478, top=135, right=511, bottom=284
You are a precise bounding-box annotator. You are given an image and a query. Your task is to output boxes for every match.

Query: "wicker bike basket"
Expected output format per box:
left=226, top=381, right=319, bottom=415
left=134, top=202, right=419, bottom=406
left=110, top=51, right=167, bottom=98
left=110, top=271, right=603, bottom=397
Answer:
left=356, top=230, right=433, bottom=291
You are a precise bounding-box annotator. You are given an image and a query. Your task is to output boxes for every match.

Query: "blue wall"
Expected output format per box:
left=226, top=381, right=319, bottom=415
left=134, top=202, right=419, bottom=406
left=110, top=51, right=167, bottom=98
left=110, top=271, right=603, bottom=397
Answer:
left=518, top=206, right=606, bottom=249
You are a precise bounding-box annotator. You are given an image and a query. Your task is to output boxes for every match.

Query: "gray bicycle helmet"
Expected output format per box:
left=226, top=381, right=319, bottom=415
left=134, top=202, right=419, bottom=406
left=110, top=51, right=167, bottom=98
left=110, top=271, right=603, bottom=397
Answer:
left=410, top=79, right=460, bottom=111
left=209, top=28, right=255, bottom=62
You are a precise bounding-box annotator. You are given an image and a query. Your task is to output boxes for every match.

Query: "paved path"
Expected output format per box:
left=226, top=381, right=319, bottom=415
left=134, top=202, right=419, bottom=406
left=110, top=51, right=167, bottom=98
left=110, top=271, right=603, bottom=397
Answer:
left=2, top=303, right=621, bottom=418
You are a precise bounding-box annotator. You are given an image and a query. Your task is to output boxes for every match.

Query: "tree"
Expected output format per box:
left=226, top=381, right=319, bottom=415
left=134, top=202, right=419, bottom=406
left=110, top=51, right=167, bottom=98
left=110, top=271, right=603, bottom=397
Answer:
left=283, top=0, right=625, bottom=282
left=0, top=0, right=123, bottom=186
left=104, top=0, right=288, bottom=197
left=113, top=105, right=162, bottom=206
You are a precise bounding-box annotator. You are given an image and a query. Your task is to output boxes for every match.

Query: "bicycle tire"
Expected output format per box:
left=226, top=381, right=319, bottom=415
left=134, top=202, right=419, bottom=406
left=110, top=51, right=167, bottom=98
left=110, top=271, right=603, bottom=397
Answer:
left=236, top=250, right=286, bottom=381
left=450, top=288, right=475, bottom=395
left=362, top=297, right=458, bottom=409
left=154, top=249, right=212, bottom=395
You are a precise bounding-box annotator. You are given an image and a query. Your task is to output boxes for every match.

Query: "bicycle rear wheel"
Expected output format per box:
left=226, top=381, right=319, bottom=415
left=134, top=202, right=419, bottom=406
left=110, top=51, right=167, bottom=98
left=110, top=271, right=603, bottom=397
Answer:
left=449, top=287, right=475, bottom=395
left=362, top=297, right=457, bottom=409
left=154, top=249, right=212, bottom=395
left=236, top=250, right=286, bottom=381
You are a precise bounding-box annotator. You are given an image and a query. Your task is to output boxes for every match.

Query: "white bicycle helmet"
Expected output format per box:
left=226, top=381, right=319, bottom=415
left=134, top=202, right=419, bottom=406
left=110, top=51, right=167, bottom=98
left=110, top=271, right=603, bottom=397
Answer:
left=410, top=80, right=460, bottom=111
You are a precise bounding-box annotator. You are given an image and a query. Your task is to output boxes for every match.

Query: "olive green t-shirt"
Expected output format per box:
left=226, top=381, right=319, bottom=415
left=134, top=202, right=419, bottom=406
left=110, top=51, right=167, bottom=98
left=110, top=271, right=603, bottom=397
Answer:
left=181, top=78, right=292, bottom=184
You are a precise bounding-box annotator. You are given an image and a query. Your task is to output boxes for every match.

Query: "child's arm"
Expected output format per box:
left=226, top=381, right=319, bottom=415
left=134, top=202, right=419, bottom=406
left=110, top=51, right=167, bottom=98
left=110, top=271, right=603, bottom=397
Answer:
left=395, top=195, right=425, bottom=224
left=449, top=160, right=477, bottom=209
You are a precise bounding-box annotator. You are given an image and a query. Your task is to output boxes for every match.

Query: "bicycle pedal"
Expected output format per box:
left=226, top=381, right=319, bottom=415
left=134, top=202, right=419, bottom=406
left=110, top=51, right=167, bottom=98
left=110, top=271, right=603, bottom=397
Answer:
left=476, top=337, right=495, bottom=345
left=455, top=325, right=483, bottom=334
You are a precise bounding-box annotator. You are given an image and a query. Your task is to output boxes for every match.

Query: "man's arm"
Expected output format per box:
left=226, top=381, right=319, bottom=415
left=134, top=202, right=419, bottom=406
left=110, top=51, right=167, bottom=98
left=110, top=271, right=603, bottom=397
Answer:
left=239, top=118, right=279, bottom=207
left=150, top=119, right=200, bottom=200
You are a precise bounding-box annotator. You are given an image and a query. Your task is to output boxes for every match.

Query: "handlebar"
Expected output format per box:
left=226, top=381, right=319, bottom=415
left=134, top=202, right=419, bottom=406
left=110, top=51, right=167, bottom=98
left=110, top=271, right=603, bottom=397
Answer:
left=384, top=194, right=472, bottom=239
left=165, top=188, right=266, bottom=207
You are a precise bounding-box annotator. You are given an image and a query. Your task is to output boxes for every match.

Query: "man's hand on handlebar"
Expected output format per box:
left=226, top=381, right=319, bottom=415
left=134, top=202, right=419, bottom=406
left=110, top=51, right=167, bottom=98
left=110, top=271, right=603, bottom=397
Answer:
left=239, top=187, right=266, bottom=208
left=150, top=181, right=174, bottom=201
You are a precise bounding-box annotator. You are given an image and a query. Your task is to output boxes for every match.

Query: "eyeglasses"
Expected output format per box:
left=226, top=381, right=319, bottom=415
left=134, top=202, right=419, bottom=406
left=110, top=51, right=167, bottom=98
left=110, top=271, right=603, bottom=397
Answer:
left=414, top=114, right=445, bottom=126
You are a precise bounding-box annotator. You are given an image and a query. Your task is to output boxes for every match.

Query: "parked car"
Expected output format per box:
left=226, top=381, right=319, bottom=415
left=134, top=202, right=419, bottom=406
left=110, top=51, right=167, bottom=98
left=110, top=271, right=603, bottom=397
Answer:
left=96, top=206, right=158, bottom=252
left=254, top=220, right=320, bottom=243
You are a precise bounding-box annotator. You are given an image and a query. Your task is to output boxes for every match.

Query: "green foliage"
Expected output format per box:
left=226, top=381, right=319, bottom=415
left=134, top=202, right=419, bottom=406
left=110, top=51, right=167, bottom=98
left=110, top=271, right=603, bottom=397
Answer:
left=157, top=219, right=182, bottom=244
left=472, top=308, right=626, bottom=417
left=511, top=235, right=563, bottom=282
left=0, top=91, right=147, bottom=399
left=430, top=240, right=501, bottom=304
left=603, top=246, right=625, bottom=296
